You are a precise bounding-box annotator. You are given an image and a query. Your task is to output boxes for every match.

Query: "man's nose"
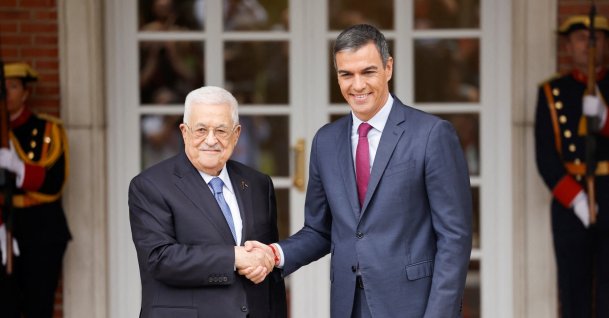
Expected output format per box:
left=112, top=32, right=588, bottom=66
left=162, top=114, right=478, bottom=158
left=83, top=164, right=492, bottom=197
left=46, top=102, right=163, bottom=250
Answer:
left=353, top=75, right=366, bottom=91
left=204, top=131, right=218, bottom=145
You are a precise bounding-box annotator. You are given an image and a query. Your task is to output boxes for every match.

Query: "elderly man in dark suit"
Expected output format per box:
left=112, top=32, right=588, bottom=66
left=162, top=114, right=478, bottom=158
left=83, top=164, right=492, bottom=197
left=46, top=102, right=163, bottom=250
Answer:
left=245, top=24, right=472, bottom=318
left=129, top=86, right=287, bottom=318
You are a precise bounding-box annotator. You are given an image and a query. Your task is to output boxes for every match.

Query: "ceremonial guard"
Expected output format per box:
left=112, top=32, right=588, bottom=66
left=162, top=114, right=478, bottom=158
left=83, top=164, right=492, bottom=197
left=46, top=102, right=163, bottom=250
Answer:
left=0, top=62, right=71, bottom=317
left=535, top=15, right=609, bottom=317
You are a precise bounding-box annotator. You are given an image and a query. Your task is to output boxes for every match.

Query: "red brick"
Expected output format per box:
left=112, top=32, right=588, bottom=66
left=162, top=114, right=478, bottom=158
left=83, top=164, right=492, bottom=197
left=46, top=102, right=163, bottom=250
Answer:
left=34, top=60, right=58, bottom=69
left=30, top=99, right=59, bottom=109
left=33, top=10, right=57, bottom=20
left=20, top=0, right=55, bottom=7
left=21, top=47, right=58, bottom=58
left=38, top=72, right=59, bottom=82
left=21, top=22, right=57, bottom=33
left=0, top=0, right=18, bottom=6
left=34, top=86, right=59, bottom=95
left=0, top=22, right=18, bottom=33
left=34, top=35, right=57, bottom=45
left=0, top=47, right=19, bottom=57
left=0, top=10, right=31, bottom=20
left=0, top=35, right=32, bottom=46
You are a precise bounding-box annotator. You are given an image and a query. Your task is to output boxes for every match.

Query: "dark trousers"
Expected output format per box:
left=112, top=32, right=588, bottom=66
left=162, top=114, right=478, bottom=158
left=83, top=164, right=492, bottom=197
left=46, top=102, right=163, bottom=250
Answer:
left=352, top=276, right=372, bottom=318
left=0, top=242, right=67, bottom=318
left=552, top=204, right=609, bottom=318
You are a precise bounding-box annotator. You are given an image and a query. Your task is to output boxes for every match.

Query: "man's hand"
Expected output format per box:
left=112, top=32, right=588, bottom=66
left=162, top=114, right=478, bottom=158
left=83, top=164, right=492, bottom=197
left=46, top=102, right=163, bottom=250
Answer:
left=234, top=245, right=273, bottom=284
left=0, top=224, right=20, bottom=266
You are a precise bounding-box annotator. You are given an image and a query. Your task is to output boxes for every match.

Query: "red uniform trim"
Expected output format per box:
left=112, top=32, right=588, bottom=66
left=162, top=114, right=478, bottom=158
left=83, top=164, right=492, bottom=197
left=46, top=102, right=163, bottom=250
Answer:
left=21, top=163, right=46, bottom=191
left=9, top=107, right=32, bottom=129
left=572, top=67, right=608, bottom=85
left=601, top=112, right=609, bottom=137
left=552, top=175, right=583, bottom=207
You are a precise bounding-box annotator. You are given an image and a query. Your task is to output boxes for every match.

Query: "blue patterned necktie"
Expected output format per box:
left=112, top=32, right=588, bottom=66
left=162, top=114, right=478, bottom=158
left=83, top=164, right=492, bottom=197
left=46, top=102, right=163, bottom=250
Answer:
left=209, top=177, right=237, bottom=243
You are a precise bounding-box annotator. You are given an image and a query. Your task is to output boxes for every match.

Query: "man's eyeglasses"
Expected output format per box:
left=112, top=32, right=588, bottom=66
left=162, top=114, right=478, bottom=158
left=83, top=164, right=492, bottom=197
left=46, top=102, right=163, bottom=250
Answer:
left=184, top=123, right=238, bottom=140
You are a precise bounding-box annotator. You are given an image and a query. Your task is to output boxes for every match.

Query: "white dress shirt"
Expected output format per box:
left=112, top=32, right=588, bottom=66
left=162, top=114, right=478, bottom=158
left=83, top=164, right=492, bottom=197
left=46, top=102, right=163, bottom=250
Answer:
left=351, top=94, right=394, bottom=172
left=200, top=167, right=243, bottom=245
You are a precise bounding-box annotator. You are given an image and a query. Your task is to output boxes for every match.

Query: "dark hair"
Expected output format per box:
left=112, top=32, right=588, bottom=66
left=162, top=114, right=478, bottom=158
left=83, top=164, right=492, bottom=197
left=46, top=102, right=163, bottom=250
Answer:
left=333, top=24, right=390, bottom=69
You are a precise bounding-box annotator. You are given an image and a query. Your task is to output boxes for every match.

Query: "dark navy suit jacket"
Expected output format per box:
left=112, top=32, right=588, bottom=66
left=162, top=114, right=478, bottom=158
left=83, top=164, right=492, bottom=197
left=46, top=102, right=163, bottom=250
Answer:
left=129, top=153, right=287, bottom=318
left=280, top=97, right=472, bottom=317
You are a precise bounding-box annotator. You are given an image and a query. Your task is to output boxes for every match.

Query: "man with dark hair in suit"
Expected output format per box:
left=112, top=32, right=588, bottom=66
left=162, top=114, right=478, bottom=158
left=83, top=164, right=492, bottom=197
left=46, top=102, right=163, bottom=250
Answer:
left=245, top=24, right=472, bottom=318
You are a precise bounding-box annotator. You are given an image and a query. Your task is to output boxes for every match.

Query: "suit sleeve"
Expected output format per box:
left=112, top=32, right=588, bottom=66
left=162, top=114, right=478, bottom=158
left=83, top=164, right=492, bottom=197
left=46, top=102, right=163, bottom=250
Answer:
left=278, top=132, right=332, bottom=276
left=423, top=120, right=473, bottom=317
left=534, top=86, right=582, bottom=207
left=128, top=175, right=236, bottom=287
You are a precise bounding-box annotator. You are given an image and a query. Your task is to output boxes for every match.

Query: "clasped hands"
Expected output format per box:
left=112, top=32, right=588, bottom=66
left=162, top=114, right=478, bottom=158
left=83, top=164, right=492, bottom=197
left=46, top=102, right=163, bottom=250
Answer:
left=234, top=241, right=276, bottom=284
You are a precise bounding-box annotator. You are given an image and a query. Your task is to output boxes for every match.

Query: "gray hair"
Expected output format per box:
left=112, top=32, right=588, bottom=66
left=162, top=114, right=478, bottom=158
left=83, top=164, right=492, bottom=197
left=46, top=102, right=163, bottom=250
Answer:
left=333, top=24, right=391, bottom=69
left=183, top=86, right=239, bottom=125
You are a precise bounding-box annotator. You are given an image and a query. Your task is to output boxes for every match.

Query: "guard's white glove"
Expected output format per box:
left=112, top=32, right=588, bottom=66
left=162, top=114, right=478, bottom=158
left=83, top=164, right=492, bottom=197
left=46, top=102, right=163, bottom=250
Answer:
left=0, top=224, right=20, bottom=266
left=583, top=95, right=608, bottom=127
left=571, top=191, right=598, bottom=228
left=0, top=142, right=25, bottom=187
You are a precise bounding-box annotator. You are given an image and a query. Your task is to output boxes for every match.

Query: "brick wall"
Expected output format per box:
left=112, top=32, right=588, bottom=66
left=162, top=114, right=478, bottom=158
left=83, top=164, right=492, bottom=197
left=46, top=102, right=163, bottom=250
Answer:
left=558, top=0, right=609, bottom=73
left=0, top=0, right=60, bottom=116
left=0, top=1, right=63, bottom=318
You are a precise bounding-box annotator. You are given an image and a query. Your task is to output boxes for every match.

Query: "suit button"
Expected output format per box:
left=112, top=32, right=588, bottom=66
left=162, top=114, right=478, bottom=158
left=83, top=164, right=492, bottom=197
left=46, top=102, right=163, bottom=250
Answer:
left=351, top=266, right=356, bottom=273
left=356, top=232, right=364, bottom=239
left=223, top=277, right=228, bottom=282
left=208, top=277, right=213, bottom=283
left=241, top=305, right=248, bottom=312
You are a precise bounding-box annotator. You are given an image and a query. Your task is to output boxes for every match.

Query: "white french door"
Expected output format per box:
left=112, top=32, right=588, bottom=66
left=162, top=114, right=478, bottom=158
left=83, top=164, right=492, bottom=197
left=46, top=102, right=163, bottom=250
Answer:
left=106, top=1, right=512, bottom=317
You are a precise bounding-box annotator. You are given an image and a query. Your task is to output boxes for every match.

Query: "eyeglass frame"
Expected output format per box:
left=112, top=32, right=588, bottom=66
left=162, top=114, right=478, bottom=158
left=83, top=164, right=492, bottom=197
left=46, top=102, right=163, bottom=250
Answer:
left=183, top=122, right=240, bottom=140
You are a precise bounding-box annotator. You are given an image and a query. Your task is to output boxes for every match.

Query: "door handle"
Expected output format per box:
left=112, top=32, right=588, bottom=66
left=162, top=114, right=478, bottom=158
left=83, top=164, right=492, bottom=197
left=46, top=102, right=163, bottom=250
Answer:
left=293, top=138, right=305, bottom=192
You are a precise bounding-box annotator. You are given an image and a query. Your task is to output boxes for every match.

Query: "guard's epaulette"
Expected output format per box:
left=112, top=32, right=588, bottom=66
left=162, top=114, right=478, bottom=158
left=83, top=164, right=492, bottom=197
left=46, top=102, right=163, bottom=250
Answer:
left=36, top=112, right=63, bottom=125
left=537, top=72, right=562, bottom=87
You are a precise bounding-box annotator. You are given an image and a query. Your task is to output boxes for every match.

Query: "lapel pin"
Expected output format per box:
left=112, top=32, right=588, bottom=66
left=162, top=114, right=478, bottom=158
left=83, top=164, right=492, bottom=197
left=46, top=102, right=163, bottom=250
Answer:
left=241, top=181, right=248, bottom=190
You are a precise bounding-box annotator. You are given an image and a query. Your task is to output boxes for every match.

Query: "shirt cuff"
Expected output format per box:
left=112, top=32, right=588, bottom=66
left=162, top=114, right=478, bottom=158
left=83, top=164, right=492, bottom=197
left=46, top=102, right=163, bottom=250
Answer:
left=272, top=243, right=285, bottom=268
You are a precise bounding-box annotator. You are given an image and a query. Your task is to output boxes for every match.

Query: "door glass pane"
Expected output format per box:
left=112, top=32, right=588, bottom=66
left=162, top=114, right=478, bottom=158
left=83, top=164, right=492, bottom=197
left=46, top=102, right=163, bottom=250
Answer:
left=464, top=260, right=480, bottom=318
left=224, top=41, right=289, bottom=104
left=224, top=0, right=289, bottom=31
left=414, top=38, right=479, bottom=103
left=233, top=115, right=289, bottom=176
left=140, top=114, right=183, bottom=169
left=329, top=40, right=395, bottom=104
left=139, top=0, right=205, bottom=31
left=414, top=0, right=480, bottom=29
left=471, top=187, right=480, bottom=249
left=139, top=41, right=205, bottom=104
left=437, top=113, right=479, bottom=176
left=328, top=0, right=394, bottom=30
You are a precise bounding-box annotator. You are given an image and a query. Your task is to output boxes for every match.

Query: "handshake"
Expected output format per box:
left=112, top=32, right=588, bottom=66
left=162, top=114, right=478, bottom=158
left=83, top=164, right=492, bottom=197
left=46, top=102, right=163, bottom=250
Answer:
left=234, top=240, right=278, bottom=284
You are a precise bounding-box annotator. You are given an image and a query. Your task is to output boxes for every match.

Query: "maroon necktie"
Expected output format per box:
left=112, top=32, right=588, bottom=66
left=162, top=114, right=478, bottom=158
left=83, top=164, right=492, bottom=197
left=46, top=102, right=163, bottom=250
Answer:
left=356, top=122, right=373, bottom=207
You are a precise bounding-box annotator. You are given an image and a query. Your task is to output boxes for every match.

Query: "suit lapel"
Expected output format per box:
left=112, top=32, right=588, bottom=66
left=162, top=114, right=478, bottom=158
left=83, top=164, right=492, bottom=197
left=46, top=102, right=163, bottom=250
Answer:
left=227, top=162, right=253, bottom=246
left=173, top=153, right=237, bottom=245
left=360, top=101, right=405, bottom=217
left=337, top=118, right=362, bottom=220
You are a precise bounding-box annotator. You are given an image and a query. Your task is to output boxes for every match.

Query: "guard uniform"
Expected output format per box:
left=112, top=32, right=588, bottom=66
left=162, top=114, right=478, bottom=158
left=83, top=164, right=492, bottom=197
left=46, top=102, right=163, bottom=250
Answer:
left=535, top=15, right=609, bottom=318
left=0, top=63, right=71, bottom=317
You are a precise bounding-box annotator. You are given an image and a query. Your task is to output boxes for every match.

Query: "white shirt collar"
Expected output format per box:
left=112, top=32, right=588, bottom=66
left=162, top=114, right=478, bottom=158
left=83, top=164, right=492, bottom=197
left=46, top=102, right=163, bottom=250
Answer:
left=200, top=165, right=235, bottom=194
left=351, top=94, right=394, bottom=133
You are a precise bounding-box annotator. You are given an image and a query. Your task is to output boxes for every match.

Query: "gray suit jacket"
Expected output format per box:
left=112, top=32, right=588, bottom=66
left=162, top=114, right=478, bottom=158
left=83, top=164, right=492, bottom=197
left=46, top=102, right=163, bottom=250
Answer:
left=129, top=153, right=287, bottom=318
left=280, top=97, right=472, bottom=317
